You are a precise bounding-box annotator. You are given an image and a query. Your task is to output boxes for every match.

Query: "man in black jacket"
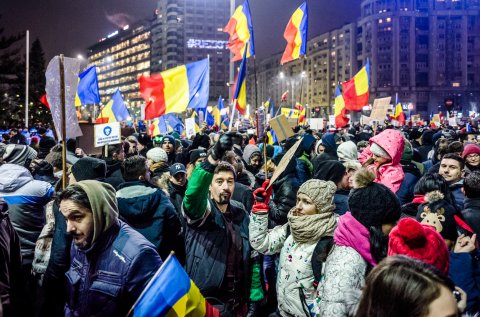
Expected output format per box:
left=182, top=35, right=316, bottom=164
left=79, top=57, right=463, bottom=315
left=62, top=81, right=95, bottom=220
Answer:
left=462, top=171, right=480, bottom=234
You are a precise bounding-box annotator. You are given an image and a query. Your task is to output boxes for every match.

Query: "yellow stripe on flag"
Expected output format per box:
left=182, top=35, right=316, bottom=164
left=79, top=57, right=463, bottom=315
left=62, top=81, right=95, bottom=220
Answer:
left=166, top=280, right=206, bottom=317
left=163, top=66, right=190, bottom=114
left=291, top=9, right=304, bottom=59
left=334, top=95, right=346, bottom=117
left=232, top=6, right=252, bottom=58
left=354, top=66, right=369, bottom=95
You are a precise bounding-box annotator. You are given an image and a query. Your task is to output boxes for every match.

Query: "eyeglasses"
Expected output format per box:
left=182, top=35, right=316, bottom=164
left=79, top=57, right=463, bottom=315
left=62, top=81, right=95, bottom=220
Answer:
left=467, top=154, right=480, bottom=159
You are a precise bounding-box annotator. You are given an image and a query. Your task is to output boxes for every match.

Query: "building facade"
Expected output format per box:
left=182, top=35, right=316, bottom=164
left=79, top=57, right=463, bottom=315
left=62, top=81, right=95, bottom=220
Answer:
left=249, top=0, right=480, bottom=118
left=87, top=22, right=151, bottom=118
left=151, top=0, right=232, bottom=102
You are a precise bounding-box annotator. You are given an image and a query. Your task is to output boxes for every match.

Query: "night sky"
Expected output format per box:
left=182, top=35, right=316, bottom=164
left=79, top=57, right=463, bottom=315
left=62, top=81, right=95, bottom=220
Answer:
left=2, top=0, right=360, bottom=61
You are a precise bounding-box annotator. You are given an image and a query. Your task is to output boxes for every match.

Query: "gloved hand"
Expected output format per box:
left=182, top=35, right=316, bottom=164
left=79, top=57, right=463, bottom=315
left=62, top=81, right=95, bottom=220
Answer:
left=210, top=132, right=234, bottom=160
left=252, top=180, right=273, bottom=214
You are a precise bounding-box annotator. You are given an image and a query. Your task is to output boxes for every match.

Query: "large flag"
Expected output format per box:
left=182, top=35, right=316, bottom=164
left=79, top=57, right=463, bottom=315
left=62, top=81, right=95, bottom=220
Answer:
left=45, top=56, right=83, bottom=140
left=75, top=65, right=100, bottom=106
left=139, top=59, right=209, bottom=120
left=217, top=96, right=229, bottom=129
left=95, top=89, right=129, bottom=124
left=334, top=85, right=350, bottom=128
left=233, top=45, right=248, bottom=115
left=281, top=2, right=308, bottom=65
left=392, top=94, right=406, bottom=126
left=223, top=0, right=255, bottom=62
left=131, top=255, right=219, bottom=317
left=342, top=60, right=370, bottom=111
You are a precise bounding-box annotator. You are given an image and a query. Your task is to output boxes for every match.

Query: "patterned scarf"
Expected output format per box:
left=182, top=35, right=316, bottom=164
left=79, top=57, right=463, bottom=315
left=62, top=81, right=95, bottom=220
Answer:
left=287, top=208, right=337, bottom=244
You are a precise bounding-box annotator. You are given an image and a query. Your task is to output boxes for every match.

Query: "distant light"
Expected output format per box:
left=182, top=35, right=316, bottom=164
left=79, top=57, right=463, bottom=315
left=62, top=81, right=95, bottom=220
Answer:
left=107, top=30, right=119, bottom=38
left=77, top=54, right=84, bottom=60
left=123, top=25, right=129, bottom=31
left=127, top=116, right=132, bottom=121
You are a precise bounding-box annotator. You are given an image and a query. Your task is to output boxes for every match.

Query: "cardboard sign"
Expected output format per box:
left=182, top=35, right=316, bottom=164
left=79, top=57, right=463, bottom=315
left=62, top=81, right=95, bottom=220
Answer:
left=370, top=97, right=391, bottom=121
left=309, top=118, right=323, bottom=130
left=280, top=108, right=300, bottom=119
left=185, top=118, right=196, bottom=138
left=269, top=115, right=294, bottom=142
left=267, top=137, right=302, bottom=189
left=94, top=122, right=121, bottom=147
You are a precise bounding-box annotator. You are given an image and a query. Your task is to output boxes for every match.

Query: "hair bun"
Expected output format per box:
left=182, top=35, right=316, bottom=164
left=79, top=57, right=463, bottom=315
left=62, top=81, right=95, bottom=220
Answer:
left=352, top=168, right=376, bottom=189
left=398, top=218, right=426, bottom=246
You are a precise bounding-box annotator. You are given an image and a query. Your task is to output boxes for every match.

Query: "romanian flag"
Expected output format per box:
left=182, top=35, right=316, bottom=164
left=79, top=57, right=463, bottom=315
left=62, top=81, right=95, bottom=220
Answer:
left=281, top=2, right=308, bottom=65
left=191, top=111, right=201, bottom=133
left=95, top=89, right=130, bottom=124
left=149, top=117, right=171, bottom=136
left=40, top=93, right=50, bottom=109
left=392, top=94, right=406, bottom=126
left=281, top=91, right=289, bottom=102
left=295, top=102, right=306, bottom=124
left=139, top=59, right=209, bottom=120
left=233, top=45, right=248, bottom=115
left=223, top=0, right=255, bottom=62
left=334, top=85, right=350, bottom=128
left=131, top=255, right=219, bottom=317
left=217, top=97, right=229, bottom=129
left=75, top=66, right=100, bottom=106
left=342, top=60, right=370, bottom=111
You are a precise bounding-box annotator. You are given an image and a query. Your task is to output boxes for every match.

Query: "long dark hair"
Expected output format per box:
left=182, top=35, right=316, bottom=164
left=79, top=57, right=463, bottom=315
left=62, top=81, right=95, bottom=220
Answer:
left=368, top=226, right=389, bottom=264
left=355, top=255, right=457, bottom=317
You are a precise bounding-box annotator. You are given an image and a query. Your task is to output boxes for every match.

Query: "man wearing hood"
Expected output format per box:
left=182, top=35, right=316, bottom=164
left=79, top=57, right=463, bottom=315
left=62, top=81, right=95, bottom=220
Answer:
left=116, top=156, right=184, bottom=263
left=59, top=181, right=162, bottom=317
left=242, top=144, right=262, bottom=176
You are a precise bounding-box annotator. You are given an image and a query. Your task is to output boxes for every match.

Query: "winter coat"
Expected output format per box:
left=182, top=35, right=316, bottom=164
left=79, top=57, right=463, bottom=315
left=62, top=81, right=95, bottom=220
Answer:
left=0, top=200, right=23, bottom=317
left=396, top=163, right=421, bottom=205
left=116, top=181, right=184, bottom=263
left=65, top=220, right=162, bottom=317
left=104, top=159, right=124, bottom=189
left=334, top=189, right=350, bottom=216
left=232, top=181, right=254, bottom=213
left=0, top=164, right=53, bottom=264
left=269, top=160, right=300, bottom=227
left=449, top=251, right=480, bottom=314
left=296, top=156, right=311, bottom=184
left=450, top=181, right=465, bottom=211
left=359, top=129, right=405, bottom=193
left=462, top=198, right=480, bottom=235
left=249, top=213, right=324, bottom=317
left=167, top=180, right=187, bottom=217
left=182, top=161, right=252, bottom=304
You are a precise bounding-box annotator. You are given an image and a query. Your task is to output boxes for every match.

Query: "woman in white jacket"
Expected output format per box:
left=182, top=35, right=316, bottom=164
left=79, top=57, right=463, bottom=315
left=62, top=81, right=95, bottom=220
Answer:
left=249, top=179, right=338, bottom=317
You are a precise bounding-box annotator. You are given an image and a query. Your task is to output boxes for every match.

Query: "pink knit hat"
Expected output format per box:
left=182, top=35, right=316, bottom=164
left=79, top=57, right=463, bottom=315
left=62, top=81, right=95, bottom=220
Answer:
left=463, top=143, right=480, bottom=159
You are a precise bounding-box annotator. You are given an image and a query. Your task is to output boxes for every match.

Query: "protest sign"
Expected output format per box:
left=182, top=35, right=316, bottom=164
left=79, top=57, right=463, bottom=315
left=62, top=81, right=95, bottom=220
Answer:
left=94, top=122, right=121, bottom=147
left=269, top=115, right=294, bottom=142
left=370, top=97, right=391, bottom=121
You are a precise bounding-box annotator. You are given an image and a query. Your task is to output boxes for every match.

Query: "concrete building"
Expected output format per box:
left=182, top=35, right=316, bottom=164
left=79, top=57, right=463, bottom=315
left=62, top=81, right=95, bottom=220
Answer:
left=151, top=0, right=231, bottom=101
left=87, top=22, right=151, bottom=118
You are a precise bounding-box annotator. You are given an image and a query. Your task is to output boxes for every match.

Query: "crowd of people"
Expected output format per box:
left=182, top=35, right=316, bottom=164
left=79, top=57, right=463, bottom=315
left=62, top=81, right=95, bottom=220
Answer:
left=1, top=120, right=480, bottom=317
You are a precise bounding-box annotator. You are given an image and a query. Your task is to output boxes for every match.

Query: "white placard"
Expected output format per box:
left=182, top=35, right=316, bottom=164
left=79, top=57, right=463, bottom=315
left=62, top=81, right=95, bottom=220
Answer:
left=309, top=118, right=323, bottom=130
left=328, top=115, right=335, bottom=126
left=449, top=117, right=458, bottom=127
left=94, top=122, right=121, bottom=147
left=185, top=118, right=196, bottom=138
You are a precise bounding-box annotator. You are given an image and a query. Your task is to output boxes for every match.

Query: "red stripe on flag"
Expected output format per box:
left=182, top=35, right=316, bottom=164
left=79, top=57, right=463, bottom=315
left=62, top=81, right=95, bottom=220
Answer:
left=40, top=93, right=50, bottom=109
left=138, top=74, right=166, bottom=120
left=281, top=21, right=298, bottom=64
left=95, top=117, right=109, bottom=124
left=342, top=79, right=368, bottom=111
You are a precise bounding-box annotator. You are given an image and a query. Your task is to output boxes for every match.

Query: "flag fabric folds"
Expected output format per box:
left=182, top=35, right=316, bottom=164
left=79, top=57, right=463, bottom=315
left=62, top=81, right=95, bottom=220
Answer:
left=217, top=97, right=229, bottom=129
left=132, top=254, right=219, bottom=317
left=139, top=59, right=209, bottom=120
left=342, top=60, right=370, bottom=111
left=223, top=0, right=255, bottom=62
left=75, top=65, right=101, bottom=106
left=334, top=85, right=350, bottom=128
left=40, top=93, right=50, bottom=109
left=95, top=89, right=129, bottom=124
left=392, top=94, right=406, bottom=126
left=295, top=102, right=306, bottom=124
left=233, top=46, right=248, bottom=115
left=149, top=117, right=171, bottom=136
left=281, top=91, right=289, bottom=102
left=281, top=2, right=308, bottom=65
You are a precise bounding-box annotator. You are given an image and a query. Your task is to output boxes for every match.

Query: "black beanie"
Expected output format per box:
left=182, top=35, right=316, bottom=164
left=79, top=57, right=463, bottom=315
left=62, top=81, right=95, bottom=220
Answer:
left=348, top=169, right=401, bottom=228
left=313, top=160, right=346, bottom=185
left=72, top=157, right=107, bottom=181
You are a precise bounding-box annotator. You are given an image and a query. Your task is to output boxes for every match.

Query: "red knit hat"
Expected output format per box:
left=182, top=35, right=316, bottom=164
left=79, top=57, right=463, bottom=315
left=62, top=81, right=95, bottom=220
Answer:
left=463, top=143, right=480, bottom=159
left=388, top=218, right=450, bottom=274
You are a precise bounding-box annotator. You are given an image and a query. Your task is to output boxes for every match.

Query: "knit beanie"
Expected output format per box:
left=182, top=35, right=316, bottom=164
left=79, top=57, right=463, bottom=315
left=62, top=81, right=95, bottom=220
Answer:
left=302, top=134, right=316, bottom=152
left=243, top=144, right=261, bottom=163
left=401, top=139, right=413, bottom=164
left=370, top=142, right=391, bottom=159
left=189, top=149, right=207, bottom=164
left=388, top=218, right=450, bottom=274
left=313, top=160, right=346, bottom=185
left=3, top=144, right=37, bottom=166
left=415, top=191, right=458, bottom=242
left=0, top=143, right=6, bottom=157
left=463, top=143, right=480, bottom=159
left=162, top=135, right=175, bottom=145
left=297, top=179, right=337, bottom=214
left=146, top=148, right=168, bottom=163
left=71, top=157, right=107, bottom=181
left=349, top=169, right=401, bottom=228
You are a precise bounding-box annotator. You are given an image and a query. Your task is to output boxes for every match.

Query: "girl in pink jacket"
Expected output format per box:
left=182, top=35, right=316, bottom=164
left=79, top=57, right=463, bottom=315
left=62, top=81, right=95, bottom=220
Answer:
left=359, top=129, right=405, bottom=193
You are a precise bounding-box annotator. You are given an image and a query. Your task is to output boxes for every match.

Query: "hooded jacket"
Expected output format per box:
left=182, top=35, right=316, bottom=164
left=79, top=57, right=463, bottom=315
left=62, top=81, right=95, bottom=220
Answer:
left=64, top=181, right=162, bottom=317
left=116, top=181, right=184, bottom=263
left=397, top=140, right=422, bottom=205
left=337, top=141, right=359, bottom=165
left=0, top=164, right=53, bottom=263
left=359, top=129, right=405, bottom=193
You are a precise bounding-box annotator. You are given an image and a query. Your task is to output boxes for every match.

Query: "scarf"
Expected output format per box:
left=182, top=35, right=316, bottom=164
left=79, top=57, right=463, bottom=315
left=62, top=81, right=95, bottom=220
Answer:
left=412, top=194, right=425, bottom=204
left=287, top=208, right=337, bottom=244
left=334, top=212, right=376, bottom=266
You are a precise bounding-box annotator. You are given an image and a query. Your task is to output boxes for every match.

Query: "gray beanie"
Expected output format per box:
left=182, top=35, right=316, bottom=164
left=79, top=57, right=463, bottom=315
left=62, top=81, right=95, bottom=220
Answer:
left=3, top=144, right=37, bottom=166
left=297, top=179, right=336, bottom=214
left=146, top=148, right=168, bottom=163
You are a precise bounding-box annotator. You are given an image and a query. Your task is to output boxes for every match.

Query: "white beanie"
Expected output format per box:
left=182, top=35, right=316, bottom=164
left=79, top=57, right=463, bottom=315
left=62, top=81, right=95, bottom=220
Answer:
left=370, top=142, right=391, bottom=159
left=146, top=148, right=168, bottom=163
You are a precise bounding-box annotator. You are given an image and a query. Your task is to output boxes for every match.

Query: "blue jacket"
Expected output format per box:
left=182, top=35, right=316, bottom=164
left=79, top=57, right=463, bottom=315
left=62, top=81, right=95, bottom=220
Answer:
left=334, top=189, right=350, bottom=216
left=65, top=220, right=162, bottom=317
left=116, top=181, right=184, bottom=263
left=449, top=251, right=480, bottom=314
left=450, top=181, right=465, bottom=211
left=397, top=164, right=421, bottom=205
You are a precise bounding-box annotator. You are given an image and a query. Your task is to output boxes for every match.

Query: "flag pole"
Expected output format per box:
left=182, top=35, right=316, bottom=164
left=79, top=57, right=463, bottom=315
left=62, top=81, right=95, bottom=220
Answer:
left=59, top=54, right=68, bottom=190
left=25, top=30, right=29, bottom=129
left=228, top=101, right=236, bottom=131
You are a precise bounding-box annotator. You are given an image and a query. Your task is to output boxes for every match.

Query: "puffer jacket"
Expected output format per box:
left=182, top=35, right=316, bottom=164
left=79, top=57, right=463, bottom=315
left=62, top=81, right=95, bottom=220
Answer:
left=249, top=213, right=323, bottom=317
left=359, top=129, right=405, bottom=193
left=65, top=220, right=162, bottom=317
left=269, top=159, right=300, bottom=227
left=0, top=164, right=53, bottom=264
left=316, top=245, right=368, bottom=317
left=116, top=181, right=184, bottom=263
